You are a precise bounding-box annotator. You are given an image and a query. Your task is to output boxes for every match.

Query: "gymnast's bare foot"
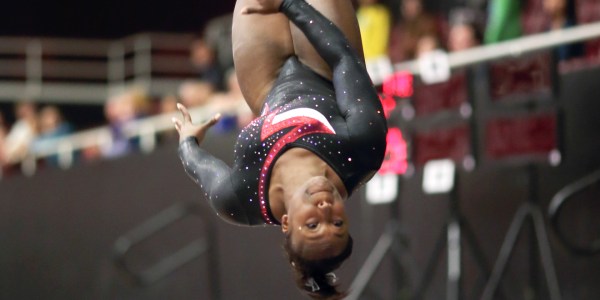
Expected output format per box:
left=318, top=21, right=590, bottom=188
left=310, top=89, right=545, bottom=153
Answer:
left=241, top=0, right=284, bottom=15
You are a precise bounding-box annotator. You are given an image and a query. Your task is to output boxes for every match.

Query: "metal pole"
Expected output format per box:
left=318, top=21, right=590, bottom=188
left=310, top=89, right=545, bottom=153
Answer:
left=25, top=40, right=42, bottom=98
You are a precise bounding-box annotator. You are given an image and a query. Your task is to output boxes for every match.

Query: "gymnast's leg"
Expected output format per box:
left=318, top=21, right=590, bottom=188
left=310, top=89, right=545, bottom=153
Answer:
left=289, top=0, right=365, bottom=80
left=282, top=0, right=387, bottom=169
left=232, top=0, right=294, bottom=115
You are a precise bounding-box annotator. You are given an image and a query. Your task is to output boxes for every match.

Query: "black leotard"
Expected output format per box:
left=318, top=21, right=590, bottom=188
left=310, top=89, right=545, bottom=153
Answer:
left=179, top=0, right=387, bottom=226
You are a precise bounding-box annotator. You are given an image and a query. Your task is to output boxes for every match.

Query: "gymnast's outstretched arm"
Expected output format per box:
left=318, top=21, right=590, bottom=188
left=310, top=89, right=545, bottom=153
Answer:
left=174, top=105, right=249, bottom=226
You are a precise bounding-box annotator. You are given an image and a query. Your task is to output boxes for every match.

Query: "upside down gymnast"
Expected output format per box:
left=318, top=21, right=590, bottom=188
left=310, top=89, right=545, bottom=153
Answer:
left=172, top=0, right=387, bottom=298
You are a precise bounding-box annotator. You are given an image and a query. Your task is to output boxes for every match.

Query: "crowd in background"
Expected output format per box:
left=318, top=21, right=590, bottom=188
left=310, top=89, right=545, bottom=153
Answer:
left=364, top=0, right=588, bottom=63
left=0, top=0, right=597, bottom=177
left=0, top=103, right=74, bottom=172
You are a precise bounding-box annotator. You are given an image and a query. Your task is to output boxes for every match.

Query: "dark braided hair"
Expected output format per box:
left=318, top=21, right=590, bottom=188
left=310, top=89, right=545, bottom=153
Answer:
left=283, top=234, right=353, bottom=299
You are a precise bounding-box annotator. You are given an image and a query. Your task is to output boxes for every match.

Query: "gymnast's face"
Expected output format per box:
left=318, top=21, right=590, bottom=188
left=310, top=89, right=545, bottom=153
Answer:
left=281, top=176, right=349, bottom=260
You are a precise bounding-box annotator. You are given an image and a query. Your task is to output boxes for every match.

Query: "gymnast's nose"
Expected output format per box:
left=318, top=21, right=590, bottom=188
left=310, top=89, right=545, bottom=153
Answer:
left=317, top=200, right=332, bottom=209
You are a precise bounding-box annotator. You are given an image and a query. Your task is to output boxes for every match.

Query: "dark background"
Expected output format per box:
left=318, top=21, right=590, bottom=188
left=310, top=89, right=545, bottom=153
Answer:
left=0, top=0, right=458, bottom=38
left=0, top=0, right=236, bottom=38
left=1, top=1, right=599, bottom=299
left=1, top=65, right=600, bottom=299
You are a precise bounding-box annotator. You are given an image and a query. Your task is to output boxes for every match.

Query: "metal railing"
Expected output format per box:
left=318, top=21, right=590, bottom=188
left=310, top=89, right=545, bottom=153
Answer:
left=348, top=21, right=600, bottom=300
left=366, top=21, right=600, bottom=85
left=112, top=201, right=221, bottom=298
left=19, top=105, right=218, bottom=176
left=3, top=22, right=600, bottom=178
left=0, top=32, right=195, bottom=104
left=548, top=169, right=600, bottom=256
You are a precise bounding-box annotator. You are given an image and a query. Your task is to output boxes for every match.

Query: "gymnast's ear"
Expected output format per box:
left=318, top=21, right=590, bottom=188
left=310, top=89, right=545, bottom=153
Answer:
left=281, top=215, right=289, bottom=233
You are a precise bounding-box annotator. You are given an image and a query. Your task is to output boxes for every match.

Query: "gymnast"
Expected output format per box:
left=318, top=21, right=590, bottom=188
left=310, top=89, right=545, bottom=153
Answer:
left=173, top=0, right=387, bottom=298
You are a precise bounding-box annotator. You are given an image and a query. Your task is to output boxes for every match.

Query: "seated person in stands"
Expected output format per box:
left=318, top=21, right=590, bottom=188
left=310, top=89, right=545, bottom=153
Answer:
left=543, top=0, right=584, bottom=61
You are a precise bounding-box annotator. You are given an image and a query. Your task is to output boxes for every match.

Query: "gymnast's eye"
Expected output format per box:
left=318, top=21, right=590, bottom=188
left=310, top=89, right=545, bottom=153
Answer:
left=333, top=220, right=344, bottom=227
left=306, top=223, right=318, bottom=229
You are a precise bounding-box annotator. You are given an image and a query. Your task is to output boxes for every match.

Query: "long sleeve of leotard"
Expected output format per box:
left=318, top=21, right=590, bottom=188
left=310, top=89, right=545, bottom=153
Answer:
left=178, top=137, right=249, bottom=225
left=281, top=0, right=387, bottom=169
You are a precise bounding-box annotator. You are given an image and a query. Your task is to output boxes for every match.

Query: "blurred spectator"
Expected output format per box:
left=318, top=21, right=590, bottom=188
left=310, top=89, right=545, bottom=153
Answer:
left=543, top=0, right=585, bottom=61
left=2, top=102, right=38, bottom=165
left=207, top=69, right=255, bottom=131
left=388, top=0, right=438, bottom=63
left=448, top=8, right=484, bottom=52
left=160, top=94, right=179, bottom=115
left=101, top=88, right=146, bottom=159
left=356, top=0, right=392, bottom=60
left=190, top=38, right=224, bottom=90
left=178, top=80, right=215, bottom=108
left=158, top=94, right=180, bottom=142
left=415, top=33, right=442, bottom=58
left=31, top=105, right=74, bottom=167
left=129, top=86, right=152, bottom=118
left=484, top=0, right=522, bottom=44
left=204, top=14, right=234, bottom=73
left=0, top=112, right=8, bottom=167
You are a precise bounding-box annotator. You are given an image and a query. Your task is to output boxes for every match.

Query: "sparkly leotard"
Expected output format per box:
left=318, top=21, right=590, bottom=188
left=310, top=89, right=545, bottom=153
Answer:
left=179, top=0, right=387, bottom=226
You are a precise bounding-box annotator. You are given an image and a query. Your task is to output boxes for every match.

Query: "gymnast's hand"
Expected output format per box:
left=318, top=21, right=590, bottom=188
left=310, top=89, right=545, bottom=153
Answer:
left=172, top=103, right=221, bottom=143
left=241, top=0, right=283, bottom=14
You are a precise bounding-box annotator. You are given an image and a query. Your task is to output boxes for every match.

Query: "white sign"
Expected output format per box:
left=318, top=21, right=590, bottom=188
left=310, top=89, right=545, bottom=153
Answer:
left=365, top=173, right=398, bottom=204
left=366, top=55, right=394, bottom=85
left=418, top=50, right=451, bottom=85
left=422, top=159, right=456, bottom=194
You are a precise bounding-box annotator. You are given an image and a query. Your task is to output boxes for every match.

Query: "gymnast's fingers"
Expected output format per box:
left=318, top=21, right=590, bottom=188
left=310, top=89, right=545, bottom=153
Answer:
left=172, top=117, right=182, bottom=132
left=202, top=113, right=222, bottom=129
left=177, top=103, right=192, bottom=124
